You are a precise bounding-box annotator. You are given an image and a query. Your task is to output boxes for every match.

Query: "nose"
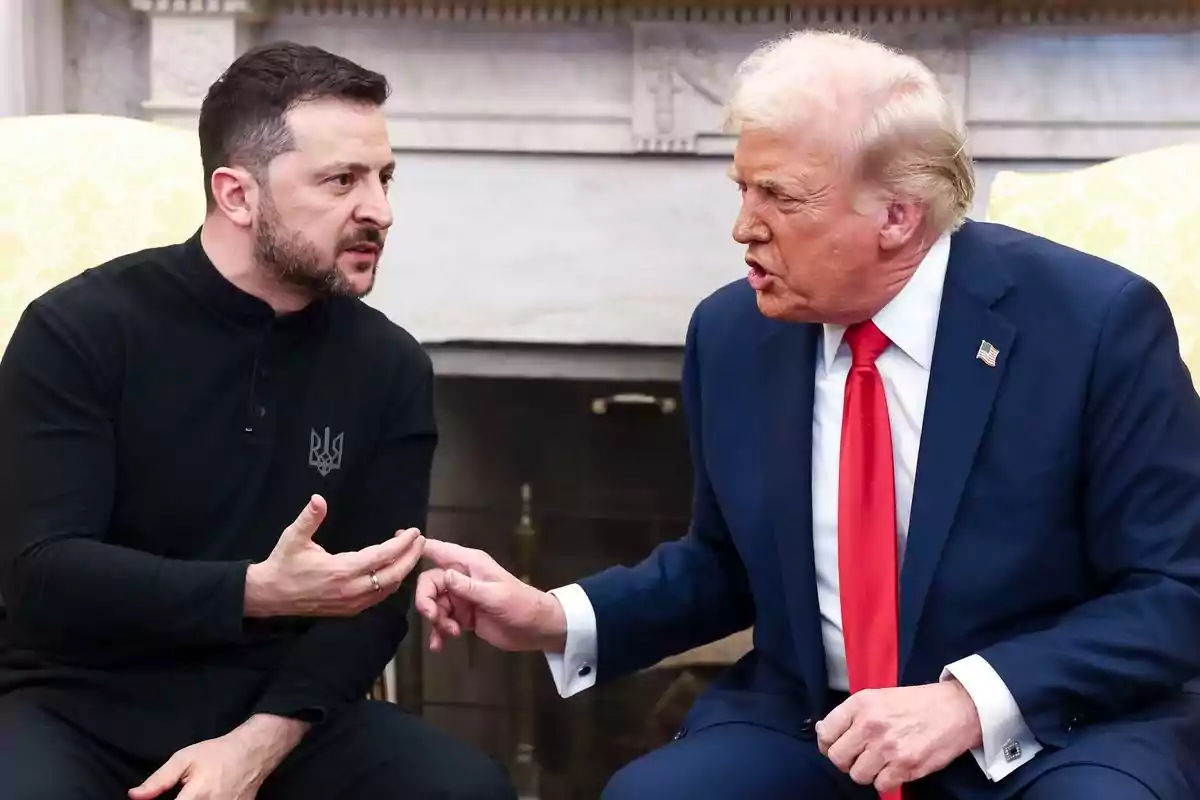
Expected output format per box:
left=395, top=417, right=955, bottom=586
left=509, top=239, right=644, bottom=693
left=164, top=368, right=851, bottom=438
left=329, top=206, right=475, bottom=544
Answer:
left=355, top=176, right=394, bottom=230
left=732, top=199, right=768, bottom=245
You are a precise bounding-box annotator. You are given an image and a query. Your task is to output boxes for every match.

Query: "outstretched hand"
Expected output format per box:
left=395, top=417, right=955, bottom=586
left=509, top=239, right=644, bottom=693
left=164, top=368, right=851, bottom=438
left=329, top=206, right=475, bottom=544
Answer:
left=244, top=494, right=426, bottom=618
left=414, top=540, right=566, bottom=653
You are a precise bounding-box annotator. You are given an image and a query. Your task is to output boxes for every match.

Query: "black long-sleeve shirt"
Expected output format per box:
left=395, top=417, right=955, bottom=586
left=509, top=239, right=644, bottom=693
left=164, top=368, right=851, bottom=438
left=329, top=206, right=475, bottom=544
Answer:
left=0, top=231, right=436, bottom=760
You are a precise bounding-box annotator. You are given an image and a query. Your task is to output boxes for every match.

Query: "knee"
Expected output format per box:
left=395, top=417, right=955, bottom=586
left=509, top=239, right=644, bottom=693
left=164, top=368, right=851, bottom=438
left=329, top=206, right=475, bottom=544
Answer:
left=437, top=756, right=517, bottom=800
left=1023, top=765, right=1159, bottom=800
left=389, top=748, right=516, bottom=800
left=601, top=756, right=660, bottom=800
left=326, top=703, right=517, bottom=800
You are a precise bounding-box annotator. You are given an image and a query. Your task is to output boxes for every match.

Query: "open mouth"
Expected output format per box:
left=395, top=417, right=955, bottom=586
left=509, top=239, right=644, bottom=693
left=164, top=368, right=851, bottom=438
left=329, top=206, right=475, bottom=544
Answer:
left=747, top=255, right=771, bottom=277
left=746, top=256, right=773, bottom=290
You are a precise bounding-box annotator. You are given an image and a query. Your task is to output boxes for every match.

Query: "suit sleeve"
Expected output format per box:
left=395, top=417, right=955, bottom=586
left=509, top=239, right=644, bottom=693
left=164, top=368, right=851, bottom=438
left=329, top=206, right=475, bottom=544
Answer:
left=0, top=299, right=248, bottom=653
left=980, top=277, right=1200, bottom=745
left=252, top=348, right=437, bottom=723
left=577, top=304, right=756, bottom=682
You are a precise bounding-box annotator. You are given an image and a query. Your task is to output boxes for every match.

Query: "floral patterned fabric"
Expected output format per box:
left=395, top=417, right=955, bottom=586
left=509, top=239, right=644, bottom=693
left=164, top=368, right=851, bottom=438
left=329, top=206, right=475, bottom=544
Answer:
left=986, top=144, right=1200, bottom=385
left=0, top=113, right=206, bottom=351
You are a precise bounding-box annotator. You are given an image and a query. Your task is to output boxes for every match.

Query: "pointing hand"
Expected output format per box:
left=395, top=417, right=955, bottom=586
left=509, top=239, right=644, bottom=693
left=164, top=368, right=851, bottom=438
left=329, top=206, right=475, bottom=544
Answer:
left=414, top=540, right=566, bottom=653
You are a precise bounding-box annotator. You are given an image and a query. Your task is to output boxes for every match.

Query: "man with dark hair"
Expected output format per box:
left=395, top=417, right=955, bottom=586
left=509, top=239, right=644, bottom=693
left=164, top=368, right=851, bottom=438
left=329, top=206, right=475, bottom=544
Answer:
left=0, top=42, right=515, bottom=800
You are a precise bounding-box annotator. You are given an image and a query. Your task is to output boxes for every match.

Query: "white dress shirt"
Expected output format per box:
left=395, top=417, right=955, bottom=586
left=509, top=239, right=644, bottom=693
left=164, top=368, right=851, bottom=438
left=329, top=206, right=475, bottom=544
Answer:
left=544, top=233, right=1040, bottom=782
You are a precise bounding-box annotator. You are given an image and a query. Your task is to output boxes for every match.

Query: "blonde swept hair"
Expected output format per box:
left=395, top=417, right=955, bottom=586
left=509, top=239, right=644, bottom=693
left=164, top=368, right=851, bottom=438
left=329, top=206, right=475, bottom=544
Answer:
left=724, top=29, right=974, bottom=234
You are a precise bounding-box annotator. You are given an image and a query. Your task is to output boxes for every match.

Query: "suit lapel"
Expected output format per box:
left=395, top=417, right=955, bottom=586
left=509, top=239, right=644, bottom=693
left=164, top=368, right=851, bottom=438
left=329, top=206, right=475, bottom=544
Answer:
left=899, top=224, right=1017, bottom=676
left=759, top=321, right=829, bottom=708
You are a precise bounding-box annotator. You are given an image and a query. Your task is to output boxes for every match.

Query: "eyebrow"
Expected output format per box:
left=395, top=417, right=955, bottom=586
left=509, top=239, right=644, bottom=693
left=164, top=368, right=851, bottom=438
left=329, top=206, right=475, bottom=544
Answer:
left=321, top=160, right=396, bottom=176
left=758, top=175, right=805, bottom=195
left=727, top=164, right=806, bottom=195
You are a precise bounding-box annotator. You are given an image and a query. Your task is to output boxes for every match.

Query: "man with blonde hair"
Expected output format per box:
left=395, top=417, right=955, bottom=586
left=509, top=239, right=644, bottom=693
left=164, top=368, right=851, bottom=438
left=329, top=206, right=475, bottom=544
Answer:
left=413, top=30, right=1200, bottom=799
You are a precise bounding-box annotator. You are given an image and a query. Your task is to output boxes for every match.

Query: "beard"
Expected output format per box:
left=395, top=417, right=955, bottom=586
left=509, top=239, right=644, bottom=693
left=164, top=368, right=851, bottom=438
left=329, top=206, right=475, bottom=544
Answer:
left=252, top=195, right=381, bottom=300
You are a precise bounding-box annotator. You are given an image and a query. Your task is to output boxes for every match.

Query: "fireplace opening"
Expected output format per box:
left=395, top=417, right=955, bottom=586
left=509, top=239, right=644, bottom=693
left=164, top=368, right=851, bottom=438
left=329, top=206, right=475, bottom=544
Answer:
left=391, top=373, right=744, bottom=798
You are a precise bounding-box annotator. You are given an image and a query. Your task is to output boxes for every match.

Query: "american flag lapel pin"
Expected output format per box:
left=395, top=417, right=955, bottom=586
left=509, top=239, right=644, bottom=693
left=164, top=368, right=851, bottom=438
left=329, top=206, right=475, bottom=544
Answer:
left=976, top=340, right=999, bottom=368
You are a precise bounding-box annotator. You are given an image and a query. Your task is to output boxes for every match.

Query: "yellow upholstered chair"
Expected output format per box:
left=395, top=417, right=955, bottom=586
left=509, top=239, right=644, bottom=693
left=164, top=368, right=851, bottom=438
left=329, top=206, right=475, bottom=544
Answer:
left=0, top=113, right=207, bottom=351
left=986, top=143, right=1200, bottom=383
left=0, top=113, right=204, bottom=611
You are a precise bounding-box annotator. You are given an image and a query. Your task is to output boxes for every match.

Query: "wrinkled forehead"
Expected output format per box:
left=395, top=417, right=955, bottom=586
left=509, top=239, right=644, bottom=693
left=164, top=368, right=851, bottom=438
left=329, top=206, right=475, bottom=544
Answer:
left=729, top=125, right=845, bottom=189
left=282, top=97, right=394, bottom=171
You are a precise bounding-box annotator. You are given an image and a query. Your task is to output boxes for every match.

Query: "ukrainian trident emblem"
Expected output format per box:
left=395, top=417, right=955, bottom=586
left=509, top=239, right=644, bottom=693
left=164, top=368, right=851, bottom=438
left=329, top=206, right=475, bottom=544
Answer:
left=309, top=427, right=344, bottom=476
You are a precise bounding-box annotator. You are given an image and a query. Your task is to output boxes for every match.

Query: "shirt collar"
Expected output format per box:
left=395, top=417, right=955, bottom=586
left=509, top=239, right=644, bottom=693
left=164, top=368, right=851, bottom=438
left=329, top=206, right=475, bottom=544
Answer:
left=177, top=227, right=331, bottom=330
left=820, top=232, right=951, bottom=374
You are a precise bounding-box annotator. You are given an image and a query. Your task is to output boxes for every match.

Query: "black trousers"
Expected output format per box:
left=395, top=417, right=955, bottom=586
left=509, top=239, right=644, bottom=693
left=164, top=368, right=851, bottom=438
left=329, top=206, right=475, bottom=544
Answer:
left=0, top=693, right=516, bottom=800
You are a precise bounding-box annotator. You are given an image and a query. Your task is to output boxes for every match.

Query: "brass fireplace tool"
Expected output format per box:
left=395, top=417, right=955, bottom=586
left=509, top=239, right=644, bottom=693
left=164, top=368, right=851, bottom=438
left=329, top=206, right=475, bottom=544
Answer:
left=512, top=482, right=540, bottom=799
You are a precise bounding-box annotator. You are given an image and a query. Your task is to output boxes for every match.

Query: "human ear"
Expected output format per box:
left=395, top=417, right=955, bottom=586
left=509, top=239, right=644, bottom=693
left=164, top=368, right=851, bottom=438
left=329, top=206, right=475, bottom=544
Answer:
left=878, top=198, right=924, bottom=252
left=210, top=166, right=258, bottom=228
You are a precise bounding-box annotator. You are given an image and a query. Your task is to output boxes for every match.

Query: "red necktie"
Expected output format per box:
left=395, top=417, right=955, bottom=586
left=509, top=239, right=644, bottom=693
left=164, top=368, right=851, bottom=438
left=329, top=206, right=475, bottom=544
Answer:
left=838, top=320, right=902, bottom=800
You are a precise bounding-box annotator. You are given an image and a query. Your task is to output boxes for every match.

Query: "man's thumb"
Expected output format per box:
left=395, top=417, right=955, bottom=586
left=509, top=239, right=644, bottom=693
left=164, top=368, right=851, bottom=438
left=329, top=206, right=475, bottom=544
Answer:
left=284, top=494, right=327, bottom=543
left=128, top=755, right=186, bottom=799
left=445, top=569, right=502, bottom=609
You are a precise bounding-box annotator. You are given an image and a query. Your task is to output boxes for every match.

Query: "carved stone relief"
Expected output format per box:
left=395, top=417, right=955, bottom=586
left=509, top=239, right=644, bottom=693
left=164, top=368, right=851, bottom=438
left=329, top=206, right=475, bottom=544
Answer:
left=629, top=18, right=970, bottom=154
left=631, top=23, right=732, bottom=152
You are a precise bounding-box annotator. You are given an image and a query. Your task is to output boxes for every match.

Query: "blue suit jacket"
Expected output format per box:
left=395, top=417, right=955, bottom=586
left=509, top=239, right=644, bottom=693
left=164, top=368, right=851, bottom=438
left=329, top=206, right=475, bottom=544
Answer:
left=580, top=220, right=1200, bottom=799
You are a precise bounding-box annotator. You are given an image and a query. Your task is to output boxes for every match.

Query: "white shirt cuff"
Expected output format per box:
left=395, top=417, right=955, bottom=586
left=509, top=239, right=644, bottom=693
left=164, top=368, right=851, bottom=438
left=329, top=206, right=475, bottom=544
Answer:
left=543, top=584, right=598, bottom=698
left=941, top=654, right=1042, bottom=782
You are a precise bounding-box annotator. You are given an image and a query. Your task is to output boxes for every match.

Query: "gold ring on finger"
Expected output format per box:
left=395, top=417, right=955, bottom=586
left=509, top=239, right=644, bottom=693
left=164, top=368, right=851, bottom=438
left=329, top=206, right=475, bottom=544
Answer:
left=370, top=571, right=381, bottom=592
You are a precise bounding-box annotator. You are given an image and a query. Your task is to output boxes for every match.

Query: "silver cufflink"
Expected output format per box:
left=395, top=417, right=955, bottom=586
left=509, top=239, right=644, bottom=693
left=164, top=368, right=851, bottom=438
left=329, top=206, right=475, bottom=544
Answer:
left=1003, top=740, right=1021, bottom=762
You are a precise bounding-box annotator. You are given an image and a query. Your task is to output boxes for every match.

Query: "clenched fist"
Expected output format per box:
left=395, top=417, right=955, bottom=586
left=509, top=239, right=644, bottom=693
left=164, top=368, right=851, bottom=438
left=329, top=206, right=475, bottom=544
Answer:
left=816, top=681, right=983, bottom=793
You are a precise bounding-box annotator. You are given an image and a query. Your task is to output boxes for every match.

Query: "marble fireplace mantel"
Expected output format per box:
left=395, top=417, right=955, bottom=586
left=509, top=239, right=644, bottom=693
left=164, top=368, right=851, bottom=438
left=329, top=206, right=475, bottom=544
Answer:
left=108, top=0, right=1200, bottom=358
left=128, top=1, right=1200, bottom=18
left=129, top=0, right=1200, bottom=161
